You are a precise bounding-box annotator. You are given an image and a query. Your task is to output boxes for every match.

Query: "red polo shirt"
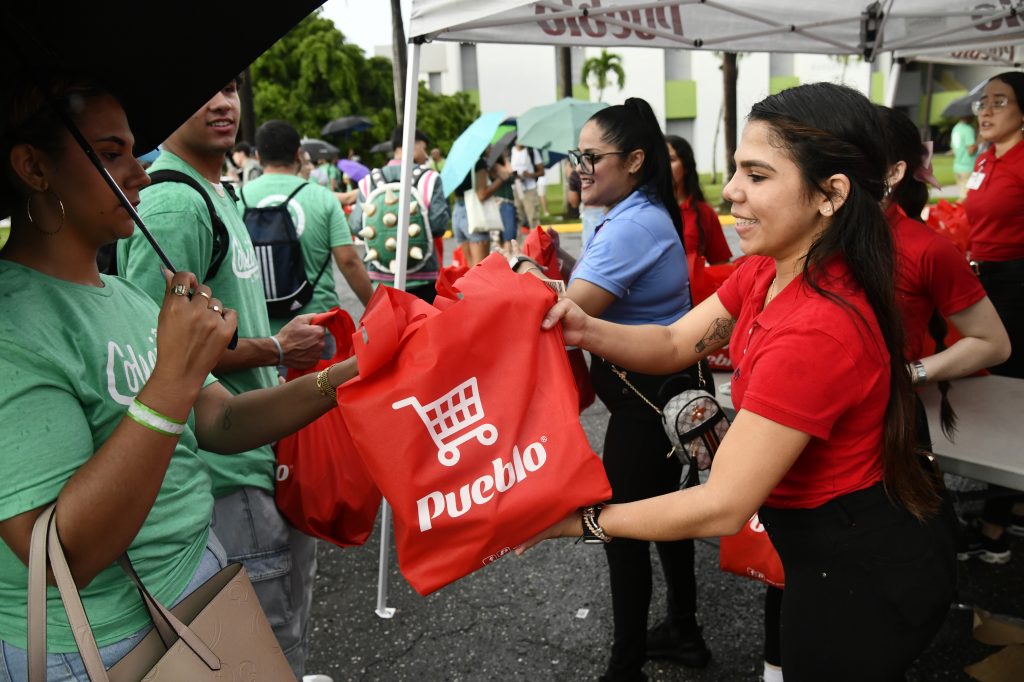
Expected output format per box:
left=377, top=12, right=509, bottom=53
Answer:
left=963, top=140, right=1024, bottom=262
left=717, top=255, right=887, bottom=509
left=888, top=204, right=987, bottom=361
left=679, top=198, right=732, bottom=264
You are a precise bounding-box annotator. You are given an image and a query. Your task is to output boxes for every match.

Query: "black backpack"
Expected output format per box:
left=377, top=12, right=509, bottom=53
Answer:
left=240, top=182, right=330, bottom=318
left=97, top=169, right=231, bottom=280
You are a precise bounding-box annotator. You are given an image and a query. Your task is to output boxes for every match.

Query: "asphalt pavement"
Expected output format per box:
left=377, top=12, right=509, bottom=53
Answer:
left=305, top=228, right=1023, bottom=681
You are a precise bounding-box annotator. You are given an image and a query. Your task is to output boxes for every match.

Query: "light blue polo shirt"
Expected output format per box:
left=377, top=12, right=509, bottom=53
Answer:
left=570, top=189, right=690, bottom=325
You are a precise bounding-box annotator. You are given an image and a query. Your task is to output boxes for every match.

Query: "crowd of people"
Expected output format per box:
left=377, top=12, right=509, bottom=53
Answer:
left=0, top=64, right=1020, bottom=682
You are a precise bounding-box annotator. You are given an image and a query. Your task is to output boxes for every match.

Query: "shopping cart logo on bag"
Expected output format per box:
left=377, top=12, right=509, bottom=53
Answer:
left=392, top=377, right=499, bottom=466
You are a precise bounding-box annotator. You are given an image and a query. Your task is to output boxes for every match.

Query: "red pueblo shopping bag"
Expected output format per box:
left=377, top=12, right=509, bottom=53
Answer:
left=275, top=308, right=382, bottom=548
left=520, top=227, right=595, bottom=412
left=337, top=254, right=611, bottom=594
left=719, top=512, right=785, bottom=588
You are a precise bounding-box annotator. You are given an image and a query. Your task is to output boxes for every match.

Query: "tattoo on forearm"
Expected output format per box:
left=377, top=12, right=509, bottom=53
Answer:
left=222, top=407, right=233, bottom=431
left=695, top=318, right=735, bottom=353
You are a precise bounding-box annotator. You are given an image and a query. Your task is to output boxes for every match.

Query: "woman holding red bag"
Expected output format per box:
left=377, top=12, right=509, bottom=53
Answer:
left=524, top=83, right=957, bottom=682
left=517, top=98, right=712, bottom=681
left=755, top=104, right=1012, bottom=682
left=0, top=75, right=356, bottom=680
left=665, top=135, right=732, bottom=266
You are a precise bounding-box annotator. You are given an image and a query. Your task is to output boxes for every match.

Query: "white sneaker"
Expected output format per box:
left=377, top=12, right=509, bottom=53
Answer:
left=303, top=676, right=334, bottom=682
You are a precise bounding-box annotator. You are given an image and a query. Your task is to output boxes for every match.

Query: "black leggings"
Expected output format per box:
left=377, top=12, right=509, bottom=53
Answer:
left=978, top=258, right=1024, bottom=380
left=591, top=357, right=703, bottom=676
left=760, top=484, right=955, bottom=682
left=977, top=260, right=1024, bottom=523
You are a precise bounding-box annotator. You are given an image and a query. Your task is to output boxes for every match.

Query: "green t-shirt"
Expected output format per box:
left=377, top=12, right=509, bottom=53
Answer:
left=118, top=150, right=278, bottom=497
left=327, top=163, right=343, bottom=190
left=0, top=262, right=211, bottom=650
left=237, top=173, right=353, bottom=334
left=951, top=121, right=979, bottom=174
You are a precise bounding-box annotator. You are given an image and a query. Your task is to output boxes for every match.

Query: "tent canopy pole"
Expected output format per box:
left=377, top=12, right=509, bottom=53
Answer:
left=376, top=37, right=423, bottom=620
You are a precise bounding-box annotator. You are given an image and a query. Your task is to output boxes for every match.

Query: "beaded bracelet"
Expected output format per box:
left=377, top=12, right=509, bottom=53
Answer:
left=127, top=399, right=186, bottom=437
left=580, top=504, right=611, bottom=544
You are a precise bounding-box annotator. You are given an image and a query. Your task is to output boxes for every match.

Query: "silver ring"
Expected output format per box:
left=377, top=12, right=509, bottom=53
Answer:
left=171, top=283, right=188, bottom=297
left=196, top=291, right=211, bottom=302
left=211, top=305, right=222, bottom=313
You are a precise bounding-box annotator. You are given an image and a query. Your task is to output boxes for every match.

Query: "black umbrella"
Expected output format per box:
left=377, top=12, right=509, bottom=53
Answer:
left=301, top=138, right=341, bottom=161
left=321, top=115, right=373, bottom=137
left=370, top=140, right=394, bottom=155
left=2, top=1, right=322, bottom=351
left=485, top=130, right=518, bottom=168
left=1, top=2, right=323, bottom=157
left=2, top=1, right=322, bottom=270
left=941, top=79, right=988, bottom=120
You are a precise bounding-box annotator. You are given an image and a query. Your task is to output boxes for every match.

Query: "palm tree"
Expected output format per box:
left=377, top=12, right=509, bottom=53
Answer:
left=581, top=50, right=625, bottom=102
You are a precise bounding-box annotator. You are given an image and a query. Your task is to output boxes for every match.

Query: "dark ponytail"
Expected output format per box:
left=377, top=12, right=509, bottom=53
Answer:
left=749, top=83, right=940, bottom=520
left=665, top=134, right=707, bottom=254
left=589, top=97, right=682, bottom=238
left=876, top=105, right=929, bottom=219
left=877, top=105, right=958, bottom=439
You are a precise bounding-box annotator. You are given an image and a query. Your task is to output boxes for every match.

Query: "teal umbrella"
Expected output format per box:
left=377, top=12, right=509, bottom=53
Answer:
left=516, top=98, right=609, bottom=155
left=440, top=111, right=507, bottom=197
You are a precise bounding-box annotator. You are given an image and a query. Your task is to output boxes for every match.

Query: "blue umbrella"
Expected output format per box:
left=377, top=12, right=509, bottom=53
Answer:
left=440, top=111, right=507, bottom=197
left=517, top=98, right=609, bottom=155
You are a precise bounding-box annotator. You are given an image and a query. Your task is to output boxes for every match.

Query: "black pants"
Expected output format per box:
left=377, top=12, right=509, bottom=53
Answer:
left=977, top=259, right=1024, bottom=522
left=759, top=484, right=956, bottom=682
left=978, top=258, right=1024, bottom=379
left=763, top=396, right=946, bottom=668
left=590, top=357, right=704, bottom=677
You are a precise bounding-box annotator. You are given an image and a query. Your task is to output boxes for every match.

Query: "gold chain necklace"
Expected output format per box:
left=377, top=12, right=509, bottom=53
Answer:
left=764, top=277, right=779, bottom=307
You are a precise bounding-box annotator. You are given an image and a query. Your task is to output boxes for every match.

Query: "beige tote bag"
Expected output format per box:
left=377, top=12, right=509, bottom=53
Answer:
left=465, top=169, right=504, bottom=234
left=27, top=504, right=295, bottom=681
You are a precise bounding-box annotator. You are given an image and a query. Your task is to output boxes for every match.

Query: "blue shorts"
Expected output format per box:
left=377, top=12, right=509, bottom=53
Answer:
left=498, top=200, right=518, bottom=243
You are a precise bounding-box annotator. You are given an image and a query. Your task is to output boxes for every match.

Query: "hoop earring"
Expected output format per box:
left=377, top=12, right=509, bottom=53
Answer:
left=26, top=190, right=65, bottom=236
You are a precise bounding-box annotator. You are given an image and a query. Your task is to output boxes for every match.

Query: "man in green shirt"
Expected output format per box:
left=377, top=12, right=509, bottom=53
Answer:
left=241, top=119, right=372, bottom=337
left=117, top=79, right=325, bottom=679
left=951, top=116, right=979, bottom=199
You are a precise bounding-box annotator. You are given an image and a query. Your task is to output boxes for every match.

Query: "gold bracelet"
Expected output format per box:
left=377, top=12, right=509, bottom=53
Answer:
left=316, top=366, right=337, bottom=402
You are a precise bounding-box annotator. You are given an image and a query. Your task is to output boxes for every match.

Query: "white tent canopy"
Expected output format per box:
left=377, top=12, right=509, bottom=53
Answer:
left=411, top=0, right=1024, bottom=57
left=372, top=0, right=1024, bottom=616
left=900, top=43, right=1024, bottom=67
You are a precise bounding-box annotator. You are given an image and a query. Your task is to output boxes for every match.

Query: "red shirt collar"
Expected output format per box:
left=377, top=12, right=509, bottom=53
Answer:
left=757, top=256, right=854, bottom=331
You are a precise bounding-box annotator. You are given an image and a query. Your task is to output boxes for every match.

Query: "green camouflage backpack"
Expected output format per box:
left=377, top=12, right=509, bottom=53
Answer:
left=358, top=166, right=433, bottom=275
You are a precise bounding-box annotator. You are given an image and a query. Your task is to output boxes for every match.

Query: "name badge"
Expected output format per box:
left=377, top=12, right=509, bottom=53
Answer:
left=966, top=171, right=985, bottom=190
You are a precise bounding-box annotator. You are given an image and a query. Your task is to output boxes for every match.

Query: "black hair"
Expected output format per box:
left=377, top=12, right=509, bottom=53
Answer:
left=877, top=104, right=959, bottom=440
left=390, top=126, right=429, bottom=151
left=232, top=141, right=253, bottom=156
left=588, top=97, right=682, bottom=238
left=749, top=82, right=939, bottom=520
left=665, top=134, right=707, bottom=254
left=254, top=120, right=301, bottom=166
left=990, top=71, right=1024, bottom=109
left=876, top=106, right=929, bottom=219
left=0, top=73, right=109, bottom=219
